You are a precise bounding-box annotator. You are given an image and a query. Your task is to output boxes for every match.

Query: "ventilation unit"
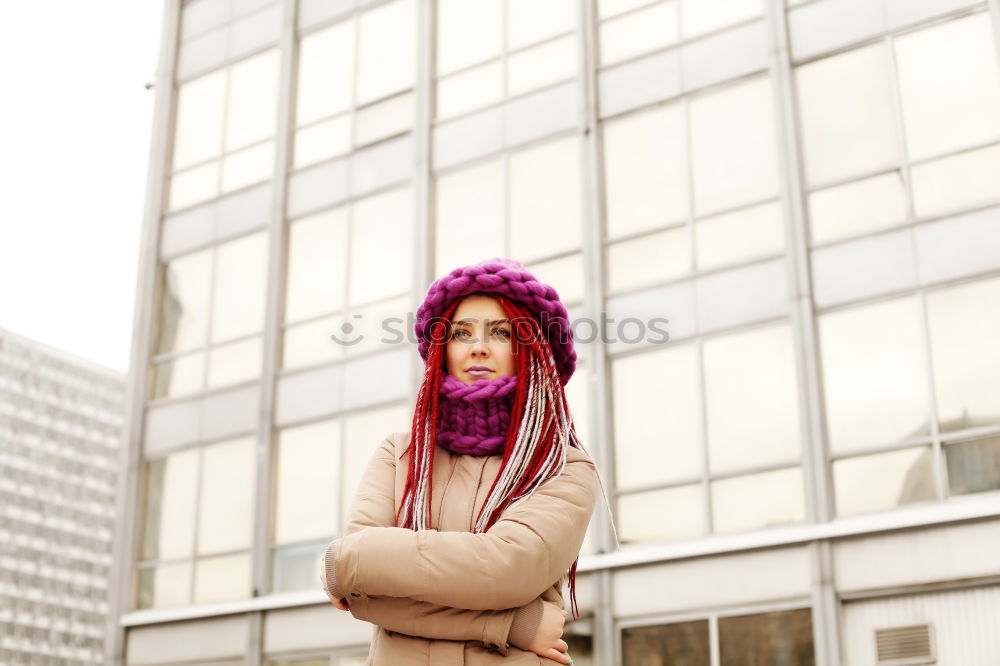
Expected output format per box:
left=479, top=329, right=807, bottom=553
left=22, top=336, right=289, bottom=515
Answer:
left=874, top=623, right=935, bottom=665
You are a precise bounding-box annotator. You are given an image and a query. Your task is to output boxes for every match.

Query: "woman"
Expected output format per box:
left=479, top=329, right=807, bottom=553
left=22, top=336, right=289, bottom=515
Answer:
left=320, top=258, right=601, bottom=665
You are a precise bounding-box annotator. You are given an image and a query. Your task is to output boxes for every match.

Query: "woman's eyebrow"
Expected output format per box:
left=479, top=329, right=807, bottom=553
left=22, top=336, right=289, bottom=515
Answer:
left=453, top=318, right=510, bottom=324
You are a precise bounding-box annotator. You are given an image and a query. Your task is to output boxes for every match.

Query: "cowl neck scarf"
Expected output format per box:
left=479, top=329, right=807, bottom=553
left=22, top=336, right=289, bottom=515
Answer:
left=436, top=374, right=518, bottom=456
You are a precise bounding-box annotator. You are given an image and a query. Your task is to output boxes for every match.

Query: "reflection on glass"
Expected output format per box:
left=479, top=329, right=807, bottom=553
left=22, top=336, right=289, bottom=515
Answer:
left=681, top=0, right=761, bottom=39
left=173, top=70, right=226, bottom=171
left=894, top=13, right=1000, bottom=161
left=926, top=276, right=1000, bottom=432
left=795, top=44, right=897, bottom=186
left=703, top=325, right=800, bottom=472
left=608, top=227, right=689, bottom=292
left=193, top=553, right=251, bottom=604
left=136, top=563, right=192, bottom=610
left=833, top=446, right=936, bottom=516
left=622, top=620, right=710, bottom=666
left=349, top=187, right=413, bottom=305
left=808, top=171, right=907, bottom=245
left=436, top=0, right=503, bottom=76
left=274, top=419, right=340, bottom=545
left=718, top=608, right=814, bottom=666
left=282, top=314, right=343, bottom=370
left=342, top=405, right=410, bottom=523
left=819, top=297, right=930, bottom=453
left=296, top=21, right=354, bottom=126
left=206, top=336, right=262, bottom=388
left=355, top=92, right=414, bottom=146
left=142, top=448, right=198, bottom=560
left=603, top=103, right=688, bottom=238
left=613, top=345, right=701, bottom=487
left=599, top=2, right=679, bottom=66
left=159, top=249, right=212, bottom=355
left=945, top=435, right=1000, bottom=496
left=211, top=232, right=269, bottom=342
left=436, top=61, right=504, bottom=119
left=690, top=77, right=778, bottom=215
left=509, top=136, right=582, bottom=262
left=169, top=161, right=220, bottom=211
left=221, top=141, right=274, bottom=193
left=618, top=485, right=704, bottom=543
left=525, top=253, right=585, bottom=305
left=507, top=0, right=575, bottom=50
left=225, top=49, right=280, bottom=151
left=272, top=540, right=327, bottom=594
left=286, top=208, right=349, bottom=323
left=910, top=143, right=1000, bottom=218
left=294, top=114, right=352, bottom=168
left=507, top=35, right=577, bottom=97
left=435, top=160, right=505, bottom=275
left=711, top=467, right=804, bottom=533
left=197, top=437, right=255, bottom=555
left=356, top=0, right=416, bottom=104
left=151, top=352, right=205, bottom=399
left=695, top=201, right=783, bottom=270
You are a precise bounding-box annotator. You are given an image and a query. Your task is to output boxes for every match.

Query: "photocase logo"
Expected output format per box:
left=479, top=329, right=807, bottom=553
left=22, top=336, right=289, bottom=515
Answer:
left=327, top=312, right=670, bottom=348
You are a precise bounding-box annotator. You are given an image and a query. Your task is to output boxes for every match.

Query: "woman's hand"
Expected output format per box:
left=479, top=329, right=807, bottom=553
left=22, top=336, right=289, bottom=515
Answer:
left=526, top=601, right=572, bottom=664
left=319, top=555, right=349, bottom=611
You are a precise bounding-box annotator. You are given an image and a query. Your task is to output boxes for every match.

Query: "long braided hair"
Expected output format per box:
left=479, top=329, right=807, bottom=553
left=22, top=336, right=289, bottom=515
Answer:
left=397, top=293, right=585, bottom=618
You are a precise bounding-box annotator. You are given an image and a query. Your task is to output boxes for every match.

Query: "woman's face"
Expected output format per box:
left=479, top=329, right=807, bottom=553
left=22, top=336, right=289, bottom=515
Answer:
left=446, top=294, right=516, bottom=385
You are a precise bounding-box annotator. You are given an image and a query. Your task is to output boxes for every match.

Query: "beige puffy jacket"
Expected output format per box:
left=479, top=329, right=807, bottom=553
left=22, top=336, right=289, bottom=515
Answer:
left=322, top=431, right=599, bottom=665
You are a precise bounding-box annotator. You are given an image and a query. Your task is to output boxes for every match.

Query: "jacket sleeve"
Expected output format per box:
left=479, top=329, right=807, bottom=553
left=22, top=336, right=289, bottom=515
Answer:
left=332, top=446, right=599, bottom=610
left=326, top=433, right=540, bottom=654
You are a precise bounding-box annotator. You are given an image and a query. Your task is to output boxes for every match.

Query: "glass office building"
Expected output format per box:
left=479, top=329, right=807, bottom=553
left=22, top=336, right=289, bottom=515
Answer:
left=111, top=0, right=1000, bottom=664
left=0, top=327, right=123, bottom=664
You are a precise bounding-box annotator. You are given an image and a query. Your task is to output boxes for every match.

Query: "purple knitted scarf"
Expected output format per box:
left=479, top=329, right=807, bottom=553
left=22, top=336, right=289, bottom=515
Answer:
left=436, top=374, right=518, bottom=456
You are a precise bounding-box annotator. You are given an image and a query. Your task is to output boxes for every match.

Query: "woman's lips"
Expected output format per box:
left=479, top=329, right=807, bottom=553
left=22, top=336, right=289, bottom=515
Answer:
left=467, top=369, right=492, bottom=376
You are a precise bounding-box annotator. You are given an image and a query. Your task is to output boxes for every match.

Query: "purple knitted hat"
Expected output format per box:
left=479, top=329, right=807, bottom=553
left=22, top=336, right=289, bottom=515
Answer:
left=414, top=258, right=577, bottom=385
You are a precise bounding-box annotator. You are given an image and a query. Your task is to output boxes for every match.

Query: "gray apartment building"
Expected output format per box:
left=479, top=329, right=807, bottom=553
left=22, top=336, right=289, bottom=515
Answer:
left=110, top=0, right=1000, bottom=664
left=0, top=327, right=123, bottom=664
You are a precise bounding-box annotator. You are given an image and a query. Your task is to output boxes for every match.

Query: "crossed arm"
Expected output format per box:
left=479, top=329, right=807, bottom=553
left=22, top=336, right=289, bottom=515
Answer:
left=321, top=434, right=597, bottom=652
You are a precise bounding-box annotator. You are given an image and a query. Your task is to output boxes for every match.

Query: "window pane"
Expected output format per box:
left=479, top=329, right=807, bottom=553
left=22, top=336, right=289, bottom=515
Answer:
left=294, top=115, right=352, bottom=169
left=681, top=0, right=761, bottom=39
left=718, top=608, right=814, bottom=666
left=509, top=136, right=582, bottom=262
left=272, top=540, right=327, bottom=594
left=193, top=553, right=251, bottom=604
left=197, top=437, right=255, bottom=555
left=946, top=435, right=1000, bottom=496
left=169, top=160, right=219, bottom=211
left=703, top=325, right=801, bottom=472
left=142, top=448, right=198, bottom=560
left=173, top=70, right=226, bottom=171
left=926, top=276, right=1000, bottom=432
left=525, top=253, right=585, bottom=305
left=613, top=345, right=702, bottom=487
left=622, top=620, right=710, bottom=666
left=608, top=228, right=689, bottom=292
left=159, top=249, right=212, bottom=354
left=690, top=77, right=779, bottom=215
left=151, top=353, right=205, bottom=398
left=603, top=104, right=688, bottom=238
left=599, top=2, right=679, bottom=66
left=225, top=49, right=280, bottom=151
left=342, top=405, right=410, bottom=524
left=297, top=21, right=354, bottom=126
left=436, top=61, right=504, bottom=119
left=340, top=295, right=411, bottom=358
left=286, top=207, right=349, bottom=322
left=819, top=297, right=930, bottom=453
left=618, top=485, right=704, bottom=543
left=356, top=0, right=416, bottom=104
left=211, top=232, right=269, bottom=342
left=894, top=13, right=1000, bottom=160
left=136, top=563, right=191, bottom=610
left=355, top=92, right=414, bottom=146
left=795, top=44, right=898, bottom=186
left=220, top=140, right=274, bottom=193
left=711, top=466, right=805, bottom=533
left=274, top=419, right=340, bottom=544
left=206, top=336, right=262, bottom=388
left=507, top=35, right=577, bottom=97
left=349, top=187, right=413, bottom=304
left=283, top=314, right=342, bottom=369
left=437, top=0, right=503, bottom=76
left=695, top=201, right=783, bottom=270
left=507, top=0, right=575, bottom=50
left=833, top=446, right=936, bottom=516
left=911, top=143, right=1000, bottom=218
left=809, top=171, right=907, bottom=245
left=435, top=160, right=505, bottom=275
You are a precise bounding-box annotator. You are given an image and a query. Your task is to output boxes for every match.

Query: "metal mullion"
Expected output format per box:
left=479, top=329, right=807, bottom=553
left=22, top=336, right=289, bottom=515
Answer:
left=188, top=447, right=205, bottom=606
left=829, top=437, right=937, bottom=462
left=990, top=0, right=1000, bottom=68
left=696, top=338, right=713, bottom=535
left=916, top=290, right=948, bottom=501
left=883, top=31, right=917, bottom=224
left=708, top=613, right=721, bottom=666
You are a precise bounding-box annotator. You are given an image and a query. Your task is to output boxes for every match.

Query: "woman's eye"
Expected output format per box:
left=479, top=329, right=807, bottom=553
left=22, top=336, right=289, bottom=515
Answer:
left=452, top=329, right=469, bottom=339
left=493, top=328, right=511, bottom=339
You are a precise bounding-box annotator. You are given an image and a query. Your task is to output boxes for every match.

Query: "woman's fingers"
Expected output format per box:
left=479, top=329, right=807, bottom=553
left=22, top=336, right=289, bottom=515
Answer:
left=547, top=648, right=572, bottom=664
left=556, top=639, right=569, bottom=652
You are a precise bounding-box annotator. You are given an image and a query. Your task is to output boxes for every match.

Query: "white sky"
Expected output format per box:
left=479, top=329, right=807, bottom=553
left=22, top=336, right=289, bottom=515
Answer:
left=0, top=2, right=163, bottom=374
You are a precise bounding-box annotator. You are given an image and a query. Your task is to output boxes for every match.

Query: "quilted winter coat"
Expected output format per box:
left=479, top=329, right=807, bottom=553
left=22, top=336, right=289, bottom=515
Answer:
left=322, top=430, right=599, bottom=665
